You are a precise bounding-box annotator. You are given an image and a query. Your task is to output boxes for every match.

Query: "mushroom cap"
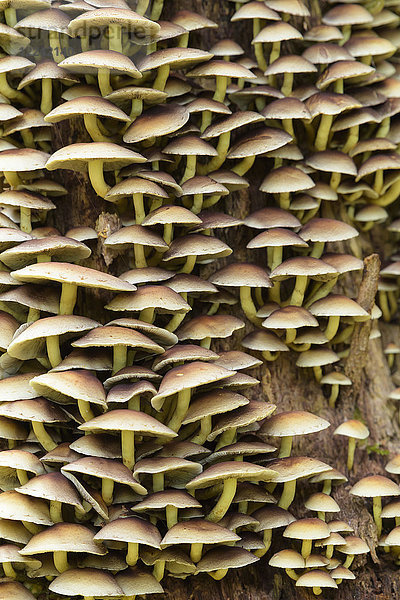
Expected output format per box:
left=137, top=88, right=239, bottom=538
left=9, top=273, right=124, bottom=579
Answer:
left=270, top=256, right=338, bottom=281
left=242, top=330, right=289, bottom=352
left=94, top=516, right=161, bottom=547
left=304, top=493, right=340, bottom=513
left=227, top=128, right=292, bottom=159
left=260, top=166, right=314, bottom=194
left=162, top=234, right=232, bottom=262
left=133, top=490, right=201, bottom=511
left=0, top=582, right=36, bottom=600
left=0, top=449, right=44, bottom=475
left=17, top=472, right=83, bottom=508
left=334, top=419, right=369, bottom=440
left=214, top=350, right=262, bottom=371
left=244, top=207, right=301, bottom=229
left=106, top=318, right=177, bottom=348
left=186, top=461, right=277, bottom=490
left=151, top=361, right=235, bottom=407
left=115, top=566, right=164, bottom=596
left=269, top=549, right=305, bottom=569
left=123, top=104, right=189, bottom=143
left=18, top=60, right=79, bottom=88
left=59, top=49, right=141, bottom=77
left=45, top=96, right=130, bottom=124
left=182, top=389, right=249, bottom=424
left=350, top=475, right=400, bottom=497
left=300, top=218, right=358, bottom=243
left=105, top=286, right=190, bottom=315
left=253, top=505, right=296, bottom=531
left=196, top=546, right=258, bottom=572
left=62, top=456, right=146, bottom=494
left=260, top=410, right=330, bottom=437
left=152, top=344, right=218, bottom=373
left=0, top=397, right=69, bottom=424
left=7, top=315, right=100, bottom=360
left=208, top=401, right=276, bottom=441
left=70, top=433, right=121, bottom=459
left=253, top=21, right=302, bottom=43
left=0, top=236, right=91, bottom=270
left=284, top=517, right=330, bottom=540
left=49, top=568, right=123, bottom=597
left=30, top=369, right=106, bottom=408
left=0, top=148, right=50, bottom=172
left=296, top=570, right=337, bottom=589
left=209, top=263, right=272, bottom=288
left=79, top=408, right=177, bottom=438
left=106, top=380, right=156, bottom=405
left=68, top=7, right=160, bottom=36
left=164, top=135, right=218, bottom=157
left=46, top=142, right=145, bottom=172
left=336, top=535, right=370, bottom=555
left=161, top=519, right=240, bottom=547
left=267, top=456, right=332, bottom=482
left=0, top=490, right=52, bottom=525
left=72, top=325, right=164, bottom=354
left=262, top=306, right=318, bottom=329
left=202, top=111, right=264, bottom=139
left=309, top=295, right=368, bottom=318
left=11, top=262, right=136, bottom=292
left=176, top=315, right=244, bottom=341
left=296, top=348, right=340, bottom=367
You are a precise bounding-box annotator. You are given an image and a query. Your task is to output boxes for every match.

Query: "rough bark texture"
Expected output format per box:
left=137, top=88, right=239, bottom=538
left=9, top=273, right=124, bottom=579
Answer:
left=47, top=1, right=400, bottom=598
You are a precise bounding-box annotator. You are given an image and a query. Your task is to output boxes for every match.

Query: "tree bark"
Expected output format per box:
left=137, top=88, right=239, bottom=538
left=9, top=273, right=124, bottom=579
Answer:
left=47, top=1, right=400, bottom=599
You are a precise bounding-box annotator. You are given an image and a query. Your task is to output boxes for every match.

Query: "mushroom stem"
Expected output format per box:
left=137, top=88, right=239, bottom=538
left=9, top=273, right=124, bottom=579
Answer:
left=310, top=241, right=325, bottom=258
left=192, top=193, right=204, bottom=214
left=286, top=328, right=297, bottom=344
left=343, top=555, right=354, bottom=568
left=314, top=115, right=333, bottom=151
left=0, top=73, right=31, bottom=106
left=98, top=68, right=112, bottom=96
left=269, top=42, right=281, bottom=64
left=210, top=569, right=228, bottom=580
left=206, top=478, right=237, bottom=522
left=136, top=0, right=149, bottom=13
left=153, top=561, right=165, bottom=581
left=190, top=542, right=203, bottom=563
left=121, top=430, right=135, bottom=470
left=32, top=421, right=56, bottom=451
left=213, top=75, right=228, bottom=103
left=232, top=155, right=255, bottom=176
left=20, top=207, right=32, bottom=233
left=180, top=254, right=197, bottom=274
left=254, top=529, right=272, bottom=558
left=285, top=568, right=299, bottom=581
left=165, top=312, right=186, bottom=332
left=301, top=539, right=312, bottom=559
left=205, top=132, right=231, bottom=173
left=139, top=307, right=155, bottom=323
left=113, top=344, right=127, bottom=375
left=133, top=193, right=146, bottom=224
left=153, top=472, right=164, bottom=492
left=154, top=64, right=170, bottom=91
left=4, top=171, right=22, bottom=188
left=313, top=366, right=322, bottom=382
left=108, top=23, right=122, bottom=53
left=330, top=172, right=341, bottom=190
left=53, top=550, right=69, bottom=573
left=325, top=315, right=340, bottom=340
left=346, top=436, right=357, bottom=471
left=278, top=435, right=293, bottom=458
left=22, top=521, right=42, bottom=534
left=16, top=469, right=29, bottom=485
left=312, top=586, right=322, bottom=595
left=77, top=399, right=94, bottom=422
left=88, top=159, right=110, bottom=198
left=328, top=384, right=339, bottom=408
left=41, top=79, right=53, bottom=115
left=101, top=478, right=114, bottom=505
left=342, top=124, right=359, bottom=153
left=83, top=114, right=112, bottom=142
left=215, top=428, right=236, bottom=450
left=3, top=562, right=16, bottom=578
left=325, top=544, right=334, bottom=559
left=278, top=479, right=296, bottom=509
left=28, top=308, right=40, bottom=322
left=191, top=415, right=212, bottom=445
left=254, top=42, right=267, bottom=71
left=262, top=350, right=279, bottom=361
left=59, top=282, right=78, bottom=315
left=50, top=500, right=63, bottom=523
left=373, top=496, right=383, bottom=536
left=182, top=155, right=197, bottom=183
left=322, top=480, right=332, bottom=495
left=240, top=286, right=261, bottom=325
left=48, top=31, right=65, bottom=63
left=134, top=243, right=147, bottom=269
left=291, top=275, right=308, bottom=306
left=4, top=7, right=17, bottom=26
left=168, top=388, right=191, bottom=432
left=127, top=542, right=139, bottom=566
left=46, top=335, right=62, bottom=368
left=166, top=505, right=178, bottom=528
left=281, top=73, right=294, bottom=97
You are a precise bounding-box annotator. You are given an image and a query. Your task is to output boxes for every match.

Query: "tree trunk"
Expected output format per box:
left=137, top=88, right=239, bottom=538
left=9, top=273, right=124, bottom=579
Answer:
left=47, top=1, right=400, bottom=599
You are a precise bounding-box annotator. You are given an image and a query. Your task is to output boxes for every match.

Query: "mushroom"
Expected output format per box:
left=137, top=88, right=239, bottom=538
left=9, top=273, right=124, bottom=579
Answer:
left=78, top=409, right=177, bottom=470
left=296, top=569, right=337, bottom=595
left=336, top=535, right=370, bottom=568
left=252, top=505, right=295, bottom=557
left=260, top=410, right=330, bottom=457
left=49, top=567, right=123, bottom=599
left=334, top=420, right=369, bottom=470
left=304, top=492, right=340, bottom=522
left=320, top=372, right=352, bottom=407
left=350, top=475, right=400, bottom=536
left=46, top=142, right=146, bottom=198
left=11, top=262, right=136, bottom=315
left=196, top=546, right=258, bottom=580
left=187, top=462, right=277, bottom=522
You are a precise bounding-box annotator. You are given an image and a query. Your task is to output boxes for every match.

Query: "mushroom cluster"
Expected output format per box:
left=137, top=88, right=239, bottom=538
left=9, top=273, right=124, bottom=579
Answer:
left=0, top=0, right=398, bottom=597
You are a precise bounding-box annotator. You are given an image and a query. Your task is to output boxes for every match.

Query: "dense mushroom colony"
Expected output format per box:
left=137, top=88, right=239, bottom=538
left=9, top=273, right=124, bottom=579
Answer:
left=0, top=0, right=398, bottom=598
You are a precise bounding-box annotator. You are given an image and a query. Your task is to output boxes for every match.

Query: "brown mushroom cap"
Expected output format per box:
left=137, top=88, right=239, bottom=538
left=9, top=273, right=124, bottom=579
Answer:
left=260, top=411, right=330, bottom=438
left=161, top=519, right=240, bottom=547
left=49, top=568, right=123, bottom=597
